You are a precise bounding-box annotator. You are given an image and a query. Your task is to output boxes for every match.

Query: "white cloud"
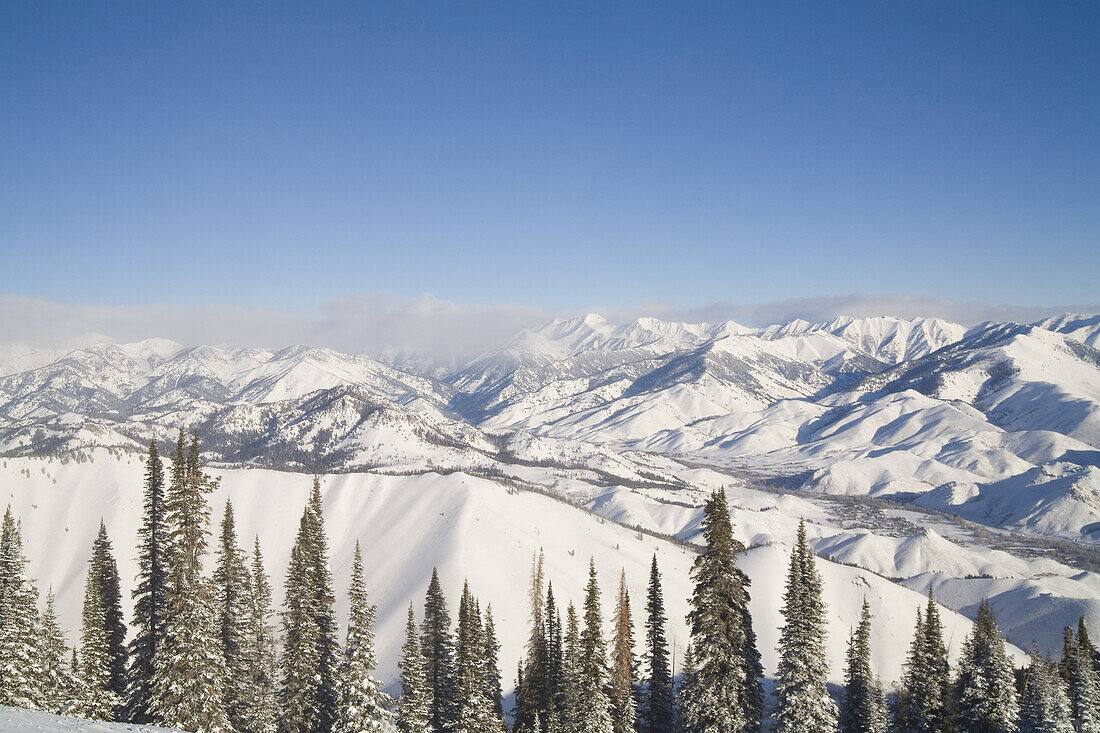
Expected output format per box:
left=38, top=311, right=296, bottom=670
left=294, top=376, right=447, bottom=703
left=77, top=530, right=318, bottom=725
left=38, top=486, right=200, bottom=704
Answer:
left=0, top=293, right=1095, bottom=372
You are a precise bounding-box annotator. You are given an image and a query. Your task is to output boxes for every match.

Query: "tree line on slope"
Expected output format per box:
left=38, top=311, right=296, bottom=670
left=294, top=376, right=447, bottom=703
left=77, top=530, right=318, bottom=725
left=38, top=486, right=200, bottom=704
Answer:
left=0, top=433, right=1097, bottom=732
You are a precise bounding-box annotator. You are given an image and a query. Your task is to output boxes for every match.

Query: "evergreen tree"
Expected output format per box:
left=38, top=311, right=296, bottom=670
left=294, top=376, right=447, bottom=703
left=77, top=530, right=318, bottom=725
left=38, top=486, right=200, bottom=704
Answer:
left=839, top=599, right=886, bottom=733
left=281, top=479, right=340, bottom=733
left=213, top=500, right=253, bottom=732
left=954, top=601, right=1018, bottom=733
left=239, top=536, right=279, bottom=733
left=336, top=541, right=389, bottom=733
left=774, top=519, right=838, bottom=733
left=454, top=581, right=499, bottom=732
left=895, top=591, right=952, bottom=733
left=39, top=589, right=82, bottom=714
left=213, top=503, right=250, bottom=718
left=126, top=437, right=168, bottom=723
left=0, top=506, right=44, bottom=709
left=578, top=559, right=614, bottom=733
left=562, top=602, right=583, bottom=733
left=1063, top=624, right=1100, bottom=733
left=680, top=488, right=763, bottom=733
left=1019, top=650, right=1072, bottom=733
left=78, top=532, right=122, bottom=721
left=87, top=521, right=127, bottom=706
left=422, top=568, right=457, bottom=732
left=517, top=550, right=551, bottom=732
left=609, top=569, right=637, bottom=733
left=546, top=584, right=566, bottom=730
left=641, top=555, right=674, bottom=733
left=397, top=603, right=430, bottom=733
left=150, top=434, right=232, bottom=732
left=484, top=604, right=506, bottom=726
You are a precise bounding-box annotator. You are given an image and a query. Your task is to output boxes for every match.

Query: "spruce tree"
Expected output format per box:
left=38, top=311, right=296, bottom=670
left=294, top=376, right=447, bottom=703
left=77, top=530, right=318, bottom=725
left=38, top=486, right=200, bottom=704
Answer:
left=422, top=568, right=457, bottom=732
left=335, top=541, right=389, bottom=733
left=454, top=581, right=499, bottom=732
left=40, top=589, right=81, bottom=714
left=517, top=550, right=551, bottom=732
left=546, top=583, right=566, bottom=730
left=150, top=434, right=232, bottom=732
left=0, top=506, right=44, bottom=709
left=87, top=521, right=127, bottom=706
left=774, top=519, right=838, bottom=733
left=895, top=591, right=952, bottom=733
left=1019, top=650, right=1072, bottom=733
left=239, top=536, right=279, bottom=733
left=609, top=569, right=637, bottom=733
left=213, top=500, right=252, bottom=732
left=126, top=437, right=168, bottom=723
left=281, top=479, right=340, bottom=733
left=397, top=603, right=431, bottom=733
left=954, top=601, right=1018, bottom=733
left=642, top=555, right=674, bottom=733
left=839, top=599, right=886, bottom=733
left=562, top=601, right=584, bottom=733
left=484, top=604, right=506, bottom=727
left=78, top=533, right=122, bottom=721
left=578, top=559, right=614, bottom=733
left=680, top=488, right=763, bottom=733
left=1064, top=624, right=1100, bottom=733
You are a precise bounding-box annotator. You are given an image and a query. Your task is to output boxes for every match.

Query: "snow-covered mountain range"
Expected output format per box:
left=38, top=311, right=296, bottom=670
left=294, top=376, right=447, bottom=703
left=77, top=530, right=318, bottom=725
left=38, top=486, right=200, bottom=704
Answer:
left=2, top=311, right=1099, bottom=690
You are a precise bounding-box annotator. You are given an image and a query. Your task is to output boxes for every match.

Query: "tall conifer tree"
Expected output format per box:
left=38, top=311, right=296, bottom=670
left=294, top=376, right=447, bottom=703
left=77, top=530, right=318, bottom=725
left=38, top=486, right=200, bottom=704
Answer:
left=774, top=520, right=837, bottom=733
left=517, top=550, right=551, bottom=732
left=40, top=589, right=82, bottom=714
left=1019, top=650, right=1072, bottom=733
left=454, top=581, right=499, bottom=732
left=336, top=541, right=388, bottom=733
left=680, top=488, right=763, bottom=733
left=150, top=434, right=232, bottom=732
left=642, top=555, right=674, bottom=733
left=0, top=506, right=43, bottom=709
left=954, top=601, right=1018, bottom=733
left=422, top=568, right=457, bottom=733
left=578, top=559, right=614, bottom=733
left=78, top=533, right=121, bottom=721
left=239, top=536, right=279, bottom=733
left=213, top=500, right=252, bottom=731
left=895, top=591, right=952, bottom=733
left=397, top=604, right=430, bottom=733
left=126, top=437, right=168, bottom=723
left=609, top=569, right=637, bottom=733
left=839, top=599, right=886, bottom=733
left=484, top=604, right=506, bottom=727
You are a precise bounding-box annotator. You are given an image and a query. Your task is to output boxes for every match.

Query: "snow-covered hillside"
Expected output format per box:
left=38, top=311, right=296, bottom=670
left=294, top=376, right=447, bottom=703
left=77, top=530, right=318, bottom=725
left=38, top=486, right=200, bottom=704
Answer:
left=0, top=706, right=179, bottom=732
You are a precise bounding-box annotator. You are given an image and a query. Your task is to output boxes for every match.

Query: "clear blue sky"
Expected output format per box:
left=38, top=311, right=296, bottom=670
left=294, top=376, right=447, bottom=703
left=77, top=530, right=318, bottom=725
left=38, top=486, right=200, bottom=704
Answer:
left=1, top=2, right=1097, bottom=310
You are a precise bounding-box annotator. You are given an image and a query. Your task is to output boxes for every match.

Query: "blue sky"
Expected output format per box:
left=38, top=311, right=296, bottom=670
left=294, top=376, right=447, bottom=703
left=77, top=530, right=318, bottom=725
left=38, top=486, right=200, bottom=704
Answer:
left=1, top=2, right=1097, bottom=312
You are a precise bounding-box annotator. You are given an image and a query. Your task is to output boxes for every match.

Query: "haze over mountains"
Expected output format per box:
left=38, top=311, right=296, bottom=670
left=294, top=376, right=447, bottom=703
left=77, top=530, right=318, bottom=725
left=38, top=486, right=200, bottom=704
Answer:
left=2, top=310, right=1099, bottom=691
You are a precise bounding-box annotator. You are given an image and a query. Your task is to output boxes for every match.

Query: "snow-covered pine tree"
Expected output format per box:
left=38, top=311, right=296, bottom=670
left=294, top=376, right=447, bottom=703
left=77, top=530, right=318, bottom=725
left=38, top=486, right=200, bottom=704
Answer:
left=0, top=506, right=44, bottom=709
left=85, top=521, right=127, bottom=708
left=422, top=568, right=457, bottom=733
left=641, top=555, right=674, bottom=733
left=578, top=559, right=614, bottom=733
left=150, top=434, right=232, bottom=733
left=281, top=479, right=340, bottom=733
left=306, top=478, right=340, bottom=733
left=282, top=509, right=325, bottom=733
left=239, top=536, right=279, bottom=733
left=895, top=591, right=952, bottom=733
left=774, top=519, right=838, bottom=733
left=39, top=589, right=81, bottom=714
left=609, top=569, right=637, bottom=733
left=484, top=604, right=506, bottom=727
left=453, top=581, right=498, bottom=732
left=546, top=583, right=566, bottom=729
left=1064, top=624, right=1100, bottom=733
left=562, top=601, right=583, bottom=733
left=397, top=603, right=430, bottom=733
left=516, top=549, right=551, bottom=733
left=1019, top=650, right=1072, bottom=733
left=839, top=599, right=886, bottom=733
left=213, top=500, right=252, bottom=732
left=335, top=541, right=389, bottom=733
left=954, top=601, right=1019, bottom=733
left=680, top=488, right=763, bottom=733
left=77, top=532, right=122, bottom=721
left=125, top=437, right=168, bottom=723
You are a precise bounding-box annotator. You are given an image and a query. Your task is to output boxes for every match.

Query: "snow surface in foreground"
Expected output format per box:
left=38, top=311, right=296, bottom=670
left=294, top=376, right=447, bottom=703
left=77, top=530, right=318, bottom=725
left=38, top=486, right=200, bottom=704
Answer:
left=0, top=705, right=178, bottom=732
